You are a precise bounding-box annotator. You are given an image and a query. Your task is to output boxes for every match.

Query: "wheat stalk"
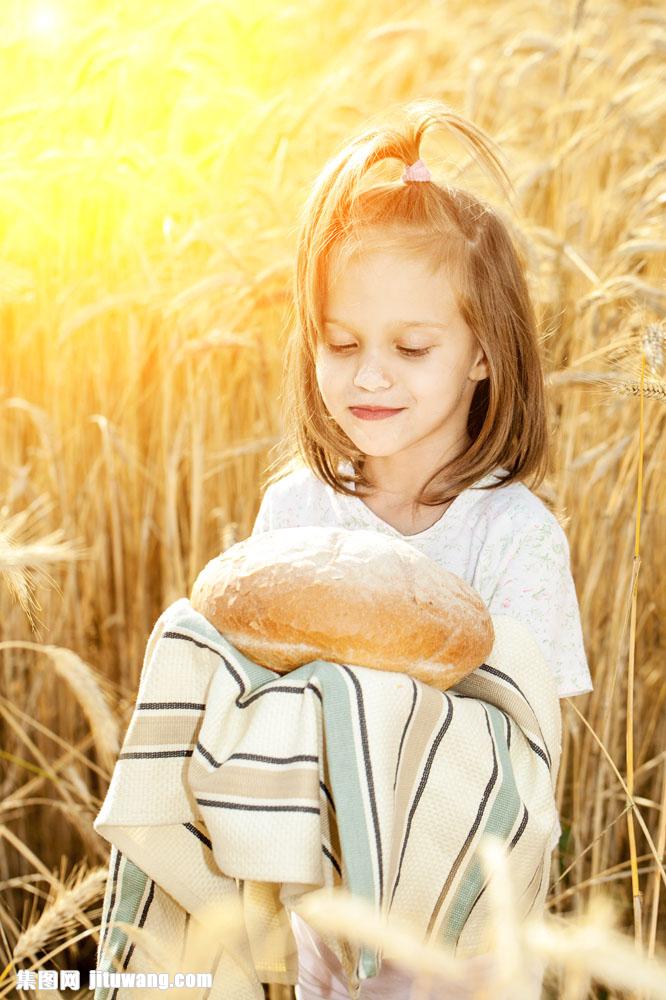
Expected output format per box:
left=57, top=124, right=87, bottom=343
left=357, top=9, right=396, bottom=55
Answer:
left=0, top=641, right=120, bottom=772
left=612, top=380, right=666, bottom=401
left=0, top=494, right=89, bottom=632
left=12, top=867, right=107, bottom=964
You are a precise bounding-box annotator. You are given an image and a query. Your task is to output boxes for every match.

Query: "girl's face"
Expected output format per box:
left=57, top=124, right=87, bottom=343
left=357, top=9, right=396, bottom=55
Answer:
left=315, top=246, right=489, bottom=474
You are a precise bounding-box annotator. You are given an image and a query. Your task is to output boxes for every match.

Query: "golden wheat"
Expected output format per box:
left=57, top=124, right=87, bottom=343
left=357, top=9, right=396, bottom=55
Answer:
left=12, top=867, right=107, bottom=965
left=1, top=0, right=664, bottom=997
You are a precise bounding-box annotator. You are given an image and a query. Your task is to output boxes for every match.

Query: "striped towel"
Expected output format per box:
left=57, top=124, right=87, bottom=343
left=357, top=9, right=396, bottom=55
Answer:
left=93, top=597, right=561, bottom=999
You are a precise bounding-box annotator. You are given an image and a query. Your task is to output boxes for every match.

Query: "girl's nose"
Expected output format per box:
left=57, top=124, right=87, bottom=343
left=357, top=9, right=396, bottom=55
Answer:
left=353, top=363, right=391, bottom=391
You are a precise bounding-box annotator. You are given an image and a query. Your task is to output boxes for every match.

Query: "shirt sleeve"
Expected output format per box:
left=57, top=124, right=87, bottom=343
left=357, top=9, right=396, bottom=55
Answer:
left=477, top=512, right=593, bottom=699
left=250, top=485, right=274, bottom=536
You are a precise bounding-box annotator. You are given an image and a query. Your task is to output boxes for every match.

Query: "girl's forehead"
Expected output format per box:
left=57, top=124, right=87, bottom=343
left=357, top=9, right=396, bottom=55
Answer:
left=325, top=243, right=460, bottom=299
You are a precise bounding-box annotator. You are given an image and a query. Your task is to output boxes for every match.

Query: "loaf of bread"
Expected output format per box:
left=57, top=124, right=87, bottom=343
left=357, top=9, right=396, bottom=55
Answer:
left=190, top=526, right=494, bottom=691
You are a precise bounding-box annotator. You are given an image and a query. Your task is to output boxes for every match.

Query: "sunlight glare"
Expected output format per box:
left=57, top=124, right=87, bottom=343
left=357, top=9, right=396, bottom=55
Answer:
left=29, top=4, right=62, bottom=37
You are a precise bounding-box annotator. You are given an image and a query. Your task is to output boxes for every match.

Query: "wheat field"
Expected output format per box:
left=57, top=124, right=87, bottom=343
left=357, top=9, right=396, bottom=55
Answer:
left=0, top=0, right=665, bottom=997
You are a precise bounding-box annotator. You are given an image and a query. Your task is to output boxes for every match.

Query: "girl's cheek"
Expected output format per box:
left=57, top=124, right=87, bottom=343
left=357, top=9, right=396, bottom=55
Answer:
left=316, top=354, right=343, bottom=383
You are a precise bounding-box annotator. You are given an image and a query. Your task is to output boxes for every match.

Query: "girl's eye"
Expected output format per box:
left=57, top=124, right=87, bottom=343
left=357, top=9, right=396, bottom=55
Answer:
left=326, top=344, right=431, bottom=358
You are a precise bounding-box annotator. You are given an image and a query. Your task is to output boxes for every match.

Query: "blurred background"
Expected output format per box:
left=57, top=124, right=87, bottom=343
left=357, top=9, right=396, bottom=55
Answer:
left=1, top=0, right=665, bottom=996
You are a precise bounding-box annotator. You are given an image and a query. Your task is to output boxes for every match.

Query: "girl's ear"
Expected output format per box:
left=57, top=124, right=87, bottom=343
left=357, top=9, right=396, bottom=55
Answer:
left=470, top=346, right=489, bottom=381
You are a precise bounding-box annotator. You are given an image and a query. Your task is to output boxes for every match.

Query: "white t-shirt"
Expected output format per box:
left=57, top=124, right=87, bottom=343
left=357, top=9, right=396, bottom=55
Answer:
left=251, top=461, right=593, bottom=700
left=251, top=460, right=587, bottom=998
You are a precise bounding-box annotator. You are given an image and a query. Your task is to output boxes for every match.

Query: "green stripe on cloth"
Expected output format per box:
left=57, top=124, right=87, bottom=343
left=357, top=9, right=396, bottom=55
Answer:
left=317, top=664, right=379, bottom=979
left=438, top=704, right=522, bottom=948
left=96, top=852, right=150, bottom=1000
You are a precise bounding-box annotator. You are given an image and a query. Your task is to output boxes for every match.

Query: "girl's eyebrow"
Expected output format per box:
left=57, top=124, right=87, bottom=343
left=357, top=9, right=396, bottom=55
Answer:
left=323, top=317, right=448, bottom=332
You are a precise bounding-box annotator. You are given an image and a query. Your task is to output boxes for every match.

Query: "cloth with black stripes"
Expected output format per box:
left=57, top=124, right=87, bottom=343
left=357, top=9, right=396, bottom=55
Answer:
left=93, top=595, right=561, bottom=1000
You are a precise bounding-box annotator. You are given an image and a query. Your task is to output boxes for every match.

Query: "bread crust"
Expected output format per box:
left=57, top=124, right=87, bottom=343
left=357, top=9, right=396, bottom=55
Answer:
left=190, top=526, right=494, bottom=691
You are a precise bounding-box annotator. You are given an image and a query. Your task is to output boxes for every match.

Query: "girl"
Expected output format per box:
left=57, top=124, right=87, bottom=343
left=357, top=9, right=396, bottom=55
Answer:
left=250, top=99, right=593, bottom=999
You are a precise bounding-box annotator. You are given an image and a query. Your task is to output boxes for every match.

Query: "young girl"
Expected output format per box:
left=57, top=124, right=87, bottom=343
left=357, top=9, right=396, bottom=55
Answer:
left=250, top=99, right=593, bottom=999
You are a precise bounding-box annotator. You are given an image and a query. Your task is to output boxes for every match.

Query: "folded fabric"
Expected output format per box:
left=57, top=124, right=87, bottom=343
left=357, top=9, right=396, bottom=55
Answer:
left=93, top=597, right=561, bottom=999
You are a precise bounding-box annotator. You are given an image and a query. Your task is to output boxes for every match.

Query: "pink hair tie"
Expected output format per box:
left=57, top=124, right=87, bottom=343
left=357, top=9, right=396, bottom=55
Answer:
left=402, top=157, right=431, bottom=183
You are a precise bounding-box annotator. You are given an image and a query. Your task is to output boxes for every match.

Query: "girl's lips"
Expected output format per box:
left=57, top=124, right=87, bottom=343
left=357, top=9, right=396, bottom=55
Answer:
left=349, top=407, right=405, bottom=420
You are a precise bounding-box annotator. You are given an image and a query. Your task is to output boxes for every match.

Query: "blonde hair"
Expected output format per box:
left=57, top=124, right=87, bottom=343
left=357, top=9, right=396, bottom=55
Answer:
left=262, top=98, right=549, bottom=507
